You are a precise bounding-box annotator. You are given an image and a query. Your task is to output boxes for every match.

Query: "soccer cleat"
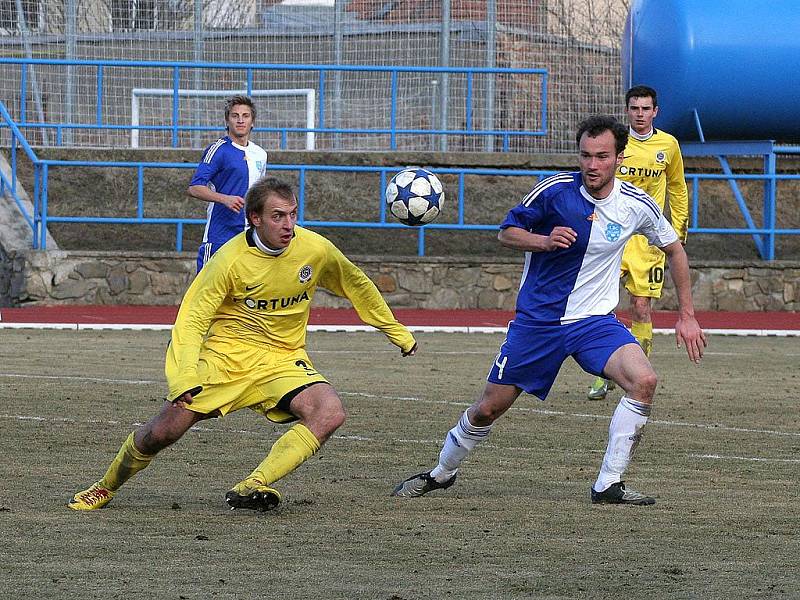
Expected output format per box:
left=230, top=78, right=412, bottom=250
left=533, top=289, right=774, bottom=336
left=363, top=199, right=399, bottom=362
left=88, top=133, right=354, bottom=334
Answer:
left=591, top=481, right=655, bottom=506
left=68, top=482, right=115, bottom=511
left=390, top=471, right=457, bottom=498
left=225, top=478, right=282, bottom=512
left=587, top=377, right=616, bottom=400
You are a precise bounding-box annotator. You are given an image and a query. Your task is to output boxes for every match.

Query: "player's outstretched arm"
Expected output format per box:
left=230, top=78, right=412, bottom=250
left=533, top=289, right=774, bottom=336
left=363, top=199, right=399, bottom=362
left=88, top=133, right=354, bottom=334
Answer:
left=662, top=240, right=707, bottom=363
left=498, top=225, right=576, bottom=252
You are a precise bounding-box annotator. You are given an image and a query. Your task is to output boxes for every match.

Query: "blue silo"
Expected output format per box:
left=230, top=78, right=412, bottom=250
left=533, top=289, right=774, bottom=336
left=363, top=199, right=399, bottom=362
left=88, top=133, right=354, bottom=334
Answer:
left=622, top=0, right=800, bottom=142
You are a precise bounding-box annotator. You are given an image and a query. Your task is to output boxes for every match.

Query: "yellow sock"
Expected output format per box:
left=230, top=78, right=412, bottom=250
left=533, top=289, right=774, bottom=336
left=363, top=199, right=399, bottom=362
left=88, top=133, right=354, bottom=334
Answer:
left=247, top=424, right=321, bottom=486
left=99, top=432, right=155, bottom=491
left=631, top=320, right=653, bottom=358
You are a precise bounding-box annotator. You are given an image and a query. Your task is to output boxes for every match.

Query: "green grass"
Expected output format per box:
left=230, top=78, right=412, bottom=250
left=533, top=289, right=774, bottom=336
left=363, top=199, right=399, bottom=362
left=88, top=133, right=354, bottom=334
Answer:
left=1, top=330, right=798, bottom=599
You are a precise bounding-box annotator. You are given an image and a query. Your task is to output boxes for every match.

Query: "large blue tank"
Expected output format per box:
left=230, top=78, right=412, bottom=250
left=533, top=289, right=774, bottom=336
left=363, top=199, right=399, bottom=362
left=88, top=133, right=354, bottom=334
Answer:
left=622, top=0, right=800, bottom=142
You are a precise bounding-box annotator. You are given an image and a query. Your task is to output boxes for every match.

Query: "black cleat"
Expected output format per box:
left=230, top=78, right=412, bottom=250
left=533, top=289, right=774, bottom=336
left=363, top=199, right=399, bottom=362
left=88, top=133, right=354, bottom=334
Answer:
left=225, top=480, right=282, bottom=512
left=591, top=481, right=655, bottom=505
left=391, top=471, right=457, bottom=498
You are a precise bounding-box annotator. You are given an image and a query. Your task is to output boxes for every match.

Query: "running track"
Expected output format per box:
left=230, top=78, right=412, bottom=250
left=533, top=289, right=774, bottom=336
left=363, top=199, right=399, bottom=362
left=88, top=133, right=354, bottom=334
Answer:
left=0, top=305, right=798, bottom=335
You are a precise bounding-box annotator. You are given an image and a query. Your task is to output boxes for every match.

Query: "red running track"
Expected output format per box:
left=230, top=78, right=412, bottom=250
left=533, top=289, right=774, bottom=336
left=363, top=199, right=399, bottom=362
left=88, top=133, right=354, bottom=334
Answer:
left=0, top=305, right=798, bottom=330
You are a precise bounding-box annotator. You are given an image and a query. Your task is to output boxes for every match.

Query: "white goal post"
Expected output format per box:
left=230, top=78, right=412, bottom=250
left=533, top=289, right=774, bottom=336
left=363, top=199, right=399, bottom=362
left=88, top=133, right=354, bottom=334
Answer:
left=130, top=88, right=316, bottom=149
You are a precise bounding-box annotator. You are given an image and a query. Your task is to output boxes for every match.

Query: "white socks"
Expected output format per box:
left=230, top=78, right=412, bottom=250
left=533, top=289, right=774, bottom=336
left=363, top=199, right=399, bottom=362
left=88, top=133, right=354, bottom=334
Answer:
left=594, top=396, right=651, bottom=492
left=430, top=410, right=492, bottom=483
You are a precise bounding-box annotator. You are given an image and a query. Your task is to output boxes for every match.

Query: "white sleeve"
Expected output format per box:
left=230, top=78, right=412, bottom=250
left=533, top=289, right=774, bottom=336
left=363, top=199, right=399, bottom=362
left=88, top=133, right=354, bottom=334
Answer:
left=637, top=204, right=679, bottom=248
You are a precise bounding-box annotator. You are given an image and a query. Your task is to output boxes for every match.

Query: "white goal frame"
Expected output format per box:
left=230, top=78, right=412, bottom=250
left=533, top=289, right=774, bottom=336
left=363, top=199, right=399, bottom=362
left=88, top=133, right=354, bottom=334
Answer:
left=130, top=88, right=316, bottom=149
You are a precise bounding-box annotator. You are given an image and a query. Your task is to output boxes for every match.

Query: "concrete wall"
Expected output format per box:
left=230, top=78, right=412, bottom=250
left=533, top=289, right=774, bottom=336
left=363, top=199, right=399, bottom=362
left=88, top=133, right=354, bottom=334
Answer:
left=5, top=249, right=799, bottom=312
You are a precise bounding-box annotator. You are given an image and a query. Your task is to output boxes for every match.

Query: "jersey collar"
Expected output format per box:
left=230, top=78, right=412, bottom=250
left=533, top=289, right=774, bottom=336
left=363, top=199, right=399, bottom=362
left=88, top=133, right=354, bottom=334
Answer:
left=247, top=228, right=289, bottom=256
left=579, top=177, right=621, bottom=205
left=629, top=126, right=654, bottom=142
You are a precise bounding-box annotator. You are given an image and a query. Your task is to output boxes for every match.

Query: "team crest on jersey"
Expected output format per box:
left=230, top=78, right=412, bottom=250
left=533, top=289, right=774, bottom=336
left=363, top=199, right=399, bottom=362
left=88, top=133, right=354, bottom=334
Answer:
left=255, top=161, right=265, bottom=171
left=299, top=265, right=313, bottom=283
left=605, top=222, right=622, bottom=242
left=655, top=151, right=666, bottom=163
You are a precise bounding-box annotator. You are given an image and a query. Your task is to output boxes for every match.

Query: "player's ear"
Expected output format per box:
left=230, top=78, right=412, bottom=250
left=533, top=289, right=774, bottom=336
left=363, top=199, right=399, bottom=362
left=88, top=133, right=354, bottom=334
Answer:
left=652, top=105, right=659, bottom=119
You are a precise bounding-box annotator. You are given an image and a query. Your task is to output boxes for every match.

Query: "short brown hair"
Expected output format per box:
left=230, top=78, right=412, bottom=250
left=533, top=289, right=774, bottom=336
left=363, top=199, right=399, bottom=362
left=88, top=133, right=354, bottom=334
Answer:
left=575, top=115, right=628, bottom=155
left=245, top=177, right=296, bottom=225
left=224, top=94, right=256, bottom=122
left=625, top=85, right=658, bottom=108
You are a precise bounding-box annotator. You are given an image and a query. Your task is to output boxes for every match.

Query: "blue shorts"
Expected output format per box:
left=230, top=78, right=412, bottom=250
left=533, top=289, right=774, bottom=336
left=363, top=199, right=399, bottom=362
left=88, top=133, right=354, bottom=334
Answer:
left=196, top=242, right=222, bottom=273
left=487, top=315, right=636, bottom=401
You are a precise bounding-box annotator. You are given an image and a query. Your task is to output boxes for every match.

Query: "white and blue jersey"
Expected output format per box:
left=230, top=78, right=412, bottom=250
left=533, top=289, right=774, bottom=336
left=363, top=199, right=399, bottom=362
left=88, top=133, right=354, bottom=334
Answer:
left=487, top=172, right=679, bottom=399
left=192, top=136, right=268, bottom=269
left=501, top=172, right=678, bottom=326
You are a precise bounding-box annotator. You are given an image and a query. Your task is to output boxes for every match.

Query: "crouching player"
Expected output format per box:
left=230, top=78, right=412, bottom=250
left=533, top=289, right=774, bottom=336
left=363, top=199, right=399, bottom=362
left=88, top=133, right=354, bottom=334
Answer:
left=69, top=177, right=417, bottom=512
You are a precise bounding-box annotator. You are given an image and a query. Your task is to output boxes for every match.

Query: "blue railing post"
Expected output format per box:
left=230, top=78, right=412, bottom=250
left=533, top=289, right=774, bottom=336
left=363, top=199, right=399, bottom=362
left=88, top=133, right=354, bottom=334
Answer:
left=96, top=65, right=104, bottom=125
left=41, top=163, right=49, bottom=250
left=764, top=151, right=777, bottom=260
left=137, top=166, right=145, bottom=218
left=390, top=70, right=398, bottom=150
left=32, top=165, right=40, bottom=249
left=172, top=66, right=180, bottom=148
left=176, top=222, right=183, bottom=252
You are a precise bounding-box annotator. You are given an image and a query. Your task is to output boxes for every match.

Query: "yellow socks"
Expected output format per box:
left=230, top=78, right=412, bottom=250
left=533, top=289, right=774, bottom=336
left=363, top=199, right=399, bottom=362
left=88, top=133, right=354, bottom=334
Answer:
left=246, top=424, right=321, bottom=486
left=631, top=320, right=653, bottom=358
left=99, top=432, right=155, bottom=492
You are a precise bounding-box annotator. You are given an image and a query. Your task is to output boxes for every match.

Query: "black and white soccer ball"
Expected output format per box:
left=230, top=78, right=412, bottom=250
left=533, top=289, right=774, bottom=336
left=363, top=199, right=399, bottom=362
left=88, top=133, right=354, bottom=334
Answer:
left=385, top=167, right=444, bottom=226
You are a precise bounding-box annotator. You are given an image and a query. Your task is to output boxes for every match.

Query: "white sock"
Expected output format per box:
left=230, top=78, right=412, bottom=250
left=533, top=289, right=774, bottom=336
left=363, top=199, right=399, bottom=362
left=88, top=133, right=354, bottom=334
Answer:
left=430, top=410, right=492, bottom=483
left=593, top=397, right=651, bottom=492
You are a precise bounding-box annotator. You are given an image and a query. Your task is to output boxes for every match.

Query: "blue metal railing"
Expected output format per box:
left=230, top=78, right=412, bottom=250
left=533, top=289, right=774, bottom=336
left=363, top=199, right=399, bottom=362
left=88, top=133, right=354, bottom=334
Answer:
left=10, top=158, right=800, bottom=258
left=3, top=100, right=799, bottom=258
left=0, top=58, right=549, bottom=152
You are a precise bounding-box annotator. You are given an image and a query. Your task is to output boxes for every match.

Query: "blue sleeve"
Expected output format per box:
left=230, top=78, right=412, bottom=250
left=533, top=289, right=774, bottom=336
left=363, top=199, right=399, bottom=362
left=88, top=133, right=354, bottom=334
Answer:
left=500, top=198, right=546, bottom=231
left=190, top=143, right=224, bottom=187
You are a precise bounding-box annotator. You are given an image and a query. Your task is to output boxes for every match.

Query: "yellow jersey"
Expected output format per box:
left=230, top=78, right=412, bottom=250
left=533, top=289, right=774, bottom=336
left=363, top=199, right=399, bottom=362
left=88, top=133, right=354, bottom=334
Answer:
left=618, top=128, right=689, bottom=242
left=166, top=226, right=416, bottom=400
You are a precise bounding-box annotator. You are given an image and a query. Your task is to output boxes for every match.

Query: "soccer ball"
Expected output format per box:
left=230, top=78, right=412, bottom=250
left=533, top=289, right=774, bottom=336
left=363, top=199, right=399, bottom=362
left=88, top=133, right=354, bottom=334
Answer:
left=385, top=167, right=444, bottom=226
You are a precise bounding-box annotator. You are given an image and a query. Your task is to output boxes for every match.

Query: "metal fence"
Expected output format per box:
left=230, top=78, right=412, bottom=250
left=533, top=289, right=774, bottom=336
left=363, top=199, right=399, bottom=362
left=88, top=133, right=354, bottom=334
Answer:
left=0, top=0, right=627, bottom=153
left=0, top=57, right=548, bottom=152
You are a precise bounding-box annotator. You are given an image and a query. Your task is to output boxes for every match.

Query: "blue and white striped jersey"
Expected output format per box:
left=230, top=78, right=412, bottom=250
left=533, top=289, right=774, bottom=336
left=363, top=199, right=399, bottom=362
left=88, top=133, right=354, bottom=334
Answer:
left=501, top=172, right=678, bottom=325
left=190, top=136, right=268, bottom=246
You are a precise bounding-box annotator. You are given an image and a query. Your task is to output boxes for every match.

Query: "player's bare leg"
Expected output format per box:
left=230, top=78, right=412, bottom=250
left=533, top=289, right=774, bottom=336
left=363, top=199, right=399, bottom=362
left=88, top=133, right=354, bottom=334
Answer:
left=227, top=383, right=345, bottom=511
left=392, top=382, right=521, bottom=498
left=69, top=402, right=202, bottom=510
left=591, top=343, right=657, bottom=505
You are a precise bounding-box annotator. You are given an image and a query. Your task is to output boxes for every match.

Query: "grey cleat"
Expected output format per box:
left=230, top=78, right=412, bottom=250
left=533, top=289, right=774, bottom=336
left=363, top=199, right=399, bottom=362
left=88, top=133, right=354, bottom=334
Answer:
left=587, top=377, right=616, bottom=400
left=391, top=471, right=457, bottom=498
left=591, top=481, right=655, bottom=505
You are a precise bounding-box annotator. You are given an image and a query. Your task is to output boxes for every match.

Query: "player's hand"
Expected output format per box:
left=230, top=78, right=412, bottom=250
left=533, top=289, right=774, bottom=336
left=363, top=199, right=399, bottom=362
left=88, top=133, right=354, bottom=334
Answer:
left=222, top=195, right=245, bottom=213
left=675, top=315, right=707, bottom=364
left=547, top=226, right=577, bottom=250
left=172, top=387, right=200, bottom=409
left=402, top=342, right=418, bottom=357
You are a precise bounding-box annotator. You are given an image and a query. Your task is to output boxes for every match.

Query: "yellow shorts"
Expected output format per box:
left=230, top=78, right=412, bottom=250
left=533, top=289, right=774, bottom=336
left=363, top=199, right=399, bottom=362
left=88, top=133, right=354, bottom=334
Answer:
left=186, top=343, right=328, bottom=422
left=620, top=235, right=666, bottom=298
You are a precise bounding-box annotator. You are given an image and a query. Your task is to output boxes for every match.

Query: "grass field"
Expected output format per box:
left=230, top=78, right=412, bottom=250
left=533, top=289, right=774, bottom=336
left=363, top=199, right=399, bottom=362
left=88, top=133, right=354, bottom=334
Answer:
left=1, top=329, right=799, bottom=599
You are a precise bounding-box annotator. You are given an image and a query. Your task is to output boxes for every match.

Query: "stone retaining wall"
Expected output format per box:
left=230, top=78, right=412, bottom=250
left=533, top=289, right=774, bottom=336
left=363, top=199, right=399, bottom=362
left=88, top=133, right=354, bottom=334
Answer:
left=3, top=249, right=798, bottom=312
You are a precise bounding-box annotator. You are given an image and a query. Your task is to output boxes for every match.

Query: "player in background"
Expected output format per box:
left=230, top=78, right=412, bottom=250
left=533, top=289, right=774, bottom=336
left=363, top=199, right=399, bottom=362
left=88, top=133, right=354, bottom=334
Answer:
left=392, top=116, right=705, bottom=505
left=188, top=94, right=268, bottom=272
left=69, top=177, right=418, bottom=512
left=588, top=85, right=689, bottom=400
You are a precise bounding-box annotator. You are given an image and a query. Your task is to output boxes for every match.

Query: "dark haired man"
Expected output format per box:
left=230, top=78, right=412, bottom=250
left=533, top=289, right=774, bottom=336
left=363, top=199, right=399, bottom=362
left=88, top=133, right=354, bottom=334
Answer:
left=70, top=177, right=417, bottom=512
left=392, top=116, right=704, bottom=505
left=188, top=94, right=268, bottom=272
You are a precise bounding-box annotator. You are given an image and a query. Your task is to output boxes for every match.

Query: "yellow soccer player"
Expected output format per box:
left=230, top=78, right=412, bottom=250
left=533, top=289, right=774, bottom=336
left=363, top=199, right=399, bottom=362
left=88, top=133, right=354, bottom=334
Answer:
left=588, top=85, right=689, bottom=400
left=69, top=176, right=417, bottom=512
